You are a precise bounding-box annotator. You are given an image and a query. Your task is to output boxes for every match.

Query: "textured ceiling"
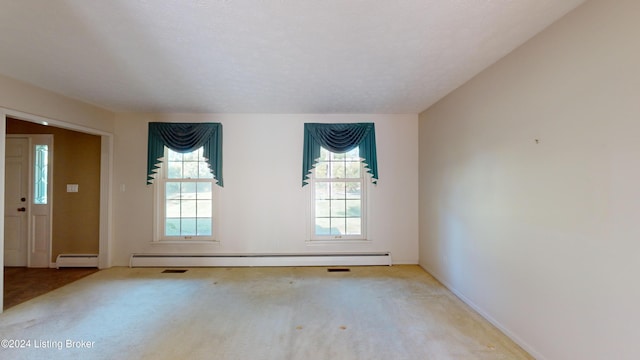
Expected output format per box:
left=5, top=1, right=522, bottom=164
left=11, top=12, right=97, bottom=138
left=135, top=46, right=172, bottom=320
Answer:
left=0, top=0, right=586, bottom=114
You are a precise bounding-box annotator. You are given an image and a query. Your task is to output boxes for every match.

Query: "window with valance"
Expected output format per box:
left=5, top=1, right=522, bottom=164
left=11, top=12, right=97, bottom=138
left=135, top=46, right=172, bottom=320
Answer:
left=303, top=122, right=378, bottom=240
left=147, top=122, right=223, bottom=186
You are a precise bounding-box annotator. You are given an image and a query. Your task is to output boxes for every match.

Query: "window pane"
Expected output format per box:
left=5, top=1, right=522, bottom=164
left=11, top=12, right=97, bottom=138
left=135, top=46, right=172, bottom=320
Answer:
left=166, top=218, right=180, bottom=236
left=168, top=150, right=182, bottom=161
left=181, top=200, right=196, bottom=217
left=168, top=162, right=183, bottom=178
left=330, top=200, right=345, bottom=217
left=346, top=218, right=361, bottom=235
left=197, top=219, right=212, bottom=236
left=332, top=152, right=345, bottom=160
left=346, top=182, right=361, bottom=199
left=166, top=199, right=181, bottom=217
left=34, top=145, right=48, bottom=205
left=197, top=200, right=212, bottom=217
left=331, top=162, right=345, bottom=178
left=316, top=200, right=330, bottom=217
left=183, top=161, right=199, bottom=179
left=167, top=148, right=214, bottom=180
left=166, top=182, right=181, bottom=200
left=183, top=150, right=198, bottom=161
left=319, top=148, right=330, bottom=161
left=331, top=182, right=346, bottom=199
left=315, top=183, right=330, bottom=200
left=199, top=162, right=213, bottom=179
left=346, top=200, right=361, bottom=217
left=181, top=182, right=196, bottom=197
left=330, top=218, right=346, bottom=235
left=315, top=218, right=331, bottom=235
left=197, top=182, right=212, bottom=199
left=181, top=218, right=197, bottom=235
left=345, top=161, right=361, bottom=178
left=315, top=162, right=329, bottom=178
left=345, top=148, right=359, bottom=160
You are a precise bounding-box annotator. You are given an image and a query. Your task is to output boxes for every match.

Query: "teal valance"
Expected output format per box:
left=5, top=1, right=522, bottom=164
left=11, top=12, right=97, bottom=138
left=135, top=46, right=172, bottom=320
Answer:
left=147, top=122, right=223, bottom=186
left=302, top=123, right=378, bottom=186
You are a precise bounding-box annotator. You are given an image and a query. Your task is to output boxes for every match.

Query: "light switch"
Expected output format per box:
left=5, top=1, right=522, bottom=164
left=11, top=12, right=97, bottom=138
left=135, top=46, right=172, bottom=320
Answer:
left=67, top=184, right=79, bottom=192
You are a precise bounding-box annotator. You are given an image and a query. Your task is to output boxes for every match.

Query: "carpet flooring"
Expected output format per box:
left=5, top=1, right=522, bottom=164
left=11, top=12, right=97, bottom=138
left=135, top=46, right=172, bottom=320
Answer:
left=0, top=265, right=532, bottom=360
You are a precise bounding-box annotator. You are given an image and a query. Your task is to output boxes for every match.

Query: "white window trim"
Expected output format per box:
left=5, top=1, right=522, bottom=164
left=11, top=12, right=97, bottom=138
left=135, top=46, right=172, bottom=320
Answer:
left=152, top=149, right=219, bottom=244
left=308, top=156, right=368, bottom=242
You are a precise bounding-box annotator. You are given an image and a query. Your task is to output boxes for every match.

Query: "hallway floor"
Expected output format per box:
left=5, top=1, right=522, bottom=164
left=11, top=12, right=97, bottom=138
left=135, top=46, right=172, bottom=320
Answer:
left=3, top=267, right=99, bottom=310
left=0, top=266, right=532, bottom=360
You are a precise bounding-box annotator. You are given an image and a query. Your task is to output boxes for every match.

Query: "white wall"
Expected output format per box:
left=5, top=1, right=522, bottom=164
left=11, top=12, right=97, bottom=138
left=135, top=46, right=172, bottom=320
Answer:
left=418, top=0, right=640, bottom=359
left=113, top=113, right=418, bottom=265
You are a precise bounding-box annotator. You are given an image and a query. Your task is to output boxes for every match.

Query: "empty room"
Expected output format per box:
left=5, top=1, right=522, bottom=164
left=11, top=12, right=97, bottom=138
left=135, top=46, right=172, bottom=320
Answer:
left=0, top=0, right=638, bottom=359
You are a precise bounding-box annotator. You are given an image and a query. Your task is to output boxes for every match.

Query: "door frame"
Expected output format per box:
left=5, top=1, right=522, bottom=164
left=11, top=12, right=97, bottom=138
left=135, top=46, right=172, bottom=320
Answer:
left=0, top=108, right=113, bottom=312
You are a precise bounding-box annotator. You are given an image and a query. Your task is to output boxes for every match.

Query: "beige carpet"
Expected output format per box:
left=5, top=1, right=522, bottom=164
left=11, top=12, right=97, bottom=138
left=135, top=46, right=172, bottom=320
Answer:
left=0, top=265, right=532, bottom=360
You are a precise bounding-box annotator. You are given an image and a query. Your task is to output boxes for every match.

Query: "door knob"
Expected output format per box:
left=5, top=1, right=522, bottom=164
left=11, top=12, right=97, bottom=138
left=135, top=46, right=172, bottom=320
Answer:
left=21, top=197, right=26, bottom=202
left=17, top=207, right=26, bottom=212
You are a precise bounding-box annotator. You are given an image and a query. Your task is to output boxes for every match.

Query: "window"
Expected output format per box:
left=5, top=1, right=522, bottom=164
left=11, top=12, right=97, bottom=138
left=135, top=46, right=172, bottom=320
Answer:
left=310, top=147, right=366, bottom=240
left=155, top=147, right=216, bottom=241
left=34, top=144, right=48, bottom=205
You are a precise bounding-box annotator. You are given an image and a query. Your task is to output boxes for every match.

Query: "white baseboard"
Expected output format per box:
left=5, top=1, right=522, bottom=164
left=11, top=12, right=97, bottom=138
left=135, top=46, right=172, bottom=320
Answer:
left=56, top=254, right=99, bottom=268
left=130, top=252, right=392, bottom=268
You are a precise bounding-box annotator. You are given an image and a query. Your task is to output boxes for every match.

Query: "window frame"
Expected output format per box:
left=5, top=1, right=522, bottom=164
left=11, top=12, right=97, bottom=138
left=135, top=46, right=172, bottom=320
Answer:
left=153, top=147, right=218, bottom=243
left=308, top=147, right=368, bottom=242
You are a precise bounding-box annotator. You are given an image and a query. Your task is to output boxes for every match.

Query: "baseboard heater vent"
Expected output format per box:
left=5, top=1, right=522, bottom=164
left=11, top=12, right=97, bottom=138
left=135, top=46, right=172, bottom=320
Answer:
left=129, top=252, right=391, bottom=268
left=162, top=269, right=188, bottom=274
left=56, top=254, right=99, bottom=269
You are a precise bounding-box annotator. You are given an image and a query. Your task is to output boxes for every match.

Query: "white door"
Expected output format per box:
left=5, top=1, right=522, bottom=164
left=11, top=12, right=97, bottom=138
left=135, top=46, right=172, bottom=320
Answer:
left=4, top=135, right=52, bottom=268
left=29, top=135, right=52, bottom=267
left=4, top=137, right=29, bottom=266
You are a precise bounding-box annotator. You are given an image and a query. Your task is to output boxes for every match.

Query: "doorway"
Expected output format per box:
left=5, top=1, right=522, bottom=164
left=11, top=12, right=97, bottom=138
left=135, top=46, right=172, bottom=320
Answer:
left=0, top=109, right=113, bottom=313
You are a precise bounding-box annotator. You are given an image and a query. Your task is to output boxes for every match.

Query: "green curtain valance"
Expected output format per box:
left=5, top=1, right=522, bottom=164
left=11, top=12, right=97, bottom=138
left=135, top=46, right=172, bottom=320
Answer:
left=147, top=122, right=223, bottom=186
left=302, top=123, right=378, bottom=186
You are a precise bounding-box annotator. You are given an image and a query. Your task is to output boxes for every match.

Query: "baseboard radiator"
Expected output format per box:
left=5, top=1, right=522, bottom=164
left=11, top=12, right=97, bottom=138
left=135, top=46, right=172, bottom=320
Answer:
left=56, top=254, right=99, bottom=269
left=129, top=252, right=392, bottom=268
